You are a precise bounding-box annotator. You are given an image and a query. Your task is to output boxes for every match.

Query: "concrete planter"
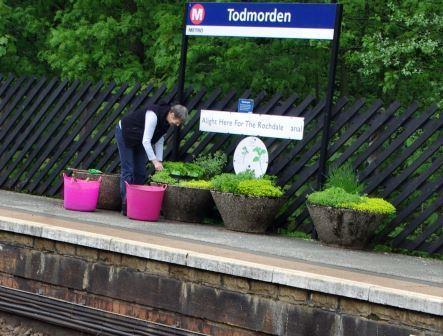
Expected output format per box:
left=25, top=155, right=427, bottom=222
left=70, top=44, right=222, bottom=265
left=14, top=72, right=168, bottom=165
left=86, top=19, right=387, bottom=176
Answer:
left=307, top=203, right=385, bottom=249
left=211, top=191, right=282, bottom=233
left=161, top=184, right=215, bottom=223
left=69, top=169, right=121, bottom=210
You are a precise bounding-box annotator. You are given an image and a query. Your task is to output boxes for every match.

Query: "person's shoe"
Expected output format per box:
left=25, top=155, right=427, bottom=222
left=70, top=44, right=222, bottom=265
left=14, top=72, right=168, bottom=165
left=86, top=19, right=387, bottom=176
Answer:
left=121, top=203, right=127, bottom=216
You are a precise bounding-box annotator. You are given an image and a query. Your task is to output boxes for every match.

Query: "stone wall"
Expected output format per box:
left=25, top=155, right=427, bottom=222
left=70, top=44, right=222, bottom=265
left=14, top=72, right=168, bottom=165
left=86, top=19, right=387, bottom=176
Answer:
left=0, top=231, right=441, bottom=336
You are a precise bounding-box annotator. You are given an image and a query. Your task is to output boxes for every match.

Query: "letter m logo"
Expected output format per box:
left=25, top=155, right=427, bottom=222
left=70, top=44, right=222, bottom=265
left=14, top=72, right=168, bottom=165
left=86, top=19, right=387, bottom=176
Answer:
left=190, top=4, right=205, bottom=25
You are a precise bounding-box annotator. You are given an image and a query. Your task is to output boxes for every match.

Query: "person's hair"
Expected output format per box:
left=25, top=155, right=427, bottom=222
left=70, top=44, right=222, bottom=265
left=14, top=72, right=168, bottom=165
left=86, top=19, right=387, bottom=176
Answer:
left=170, top=104, right=188, bottom=122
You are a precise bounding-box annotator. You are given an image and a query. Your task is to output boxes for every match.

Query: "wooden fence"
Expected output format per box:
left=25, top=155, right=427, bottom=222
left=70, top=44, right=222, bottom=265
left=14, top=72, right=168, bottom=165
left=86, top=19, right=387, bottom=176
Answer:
left=0, top=74, right=441, bottom=254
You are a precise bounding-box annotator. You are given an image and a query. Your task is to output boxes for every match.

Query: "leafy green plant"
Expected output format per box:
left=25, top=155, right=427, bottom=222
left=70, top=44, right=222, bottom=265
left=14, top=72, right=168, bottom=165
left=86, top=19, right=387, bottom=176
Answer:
left=178, top=180, right=211, bottom=189
left=210, top=171, right=255, bottom=193
left=163, top=161, right=204, bottom=178
left=193, top=151, right=227, bottom=179
left=278, top=228, right=312, bottom=240
left=237, top=179, right=283, bottom=198
left=347, top=197, right=396, bottom=215
left=325, top=163, right=365, bottom=195
left=151, top=170, right=177, bottom=185
left=307, top=187, right=362, bottom=207
left=211, top=172, right=283, bottom=198
left=307, top=187, right=396, bottom=215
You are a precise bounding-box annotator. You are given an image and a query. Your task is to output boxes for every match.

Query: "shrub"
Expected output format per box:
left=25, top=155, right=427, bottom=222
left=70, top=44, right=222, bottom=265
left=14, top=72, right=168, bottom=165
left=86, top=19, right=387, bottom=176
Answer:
left=193, top=151, right=227, bottom=179
left=237, top=179, right=283, bottom=198
left=178, top=180, right=211, bottom=189
left=151, top=170, right=177, bottom=185
left=307, top=187, right=396, bottom=215
left=325, top=163, right=365, bottom=195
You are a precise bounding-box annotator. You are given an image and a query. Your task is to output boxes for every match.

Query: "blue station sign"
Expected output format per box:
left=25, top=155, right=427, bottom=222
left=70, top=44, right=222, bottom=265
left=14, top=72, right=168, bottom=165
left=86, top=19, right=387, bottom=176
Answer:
left=237, top=98, right=254, bottom=113
left=186, top=2, right=337, bottom=40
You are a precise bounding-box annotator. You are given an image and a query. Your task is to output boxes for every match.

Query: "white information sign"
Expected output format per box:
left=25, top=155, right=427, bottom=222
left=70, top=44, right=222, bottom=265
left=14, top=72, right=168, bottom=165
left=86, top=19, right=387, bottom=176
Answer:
left=199, top=109, right=304, bottom=140
left=233, top=137, right=268, bottom=178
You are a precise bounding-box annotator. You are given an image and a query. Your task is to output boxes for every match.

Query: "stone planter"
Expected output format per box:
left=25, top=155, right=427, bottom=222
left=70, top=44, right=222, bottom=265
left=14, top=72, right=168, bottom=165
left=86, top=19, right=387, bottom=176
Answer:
left=160, top=184, right=215, bottom=223
left=69, top=169, right=121, bottom=210
left=307, top=203, right=385, bottom=249
left=211, top=191, right=283, bottom=233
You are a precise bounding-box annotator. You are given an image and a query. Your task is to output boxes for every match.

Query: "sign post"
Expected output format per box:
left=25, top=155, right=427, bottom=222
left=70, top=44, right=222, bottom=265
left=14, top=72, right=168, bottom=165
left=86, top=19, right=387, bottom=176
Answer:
left=175, top=6, right=189, bottom=160
left=317, top=2, right=342, bottom=190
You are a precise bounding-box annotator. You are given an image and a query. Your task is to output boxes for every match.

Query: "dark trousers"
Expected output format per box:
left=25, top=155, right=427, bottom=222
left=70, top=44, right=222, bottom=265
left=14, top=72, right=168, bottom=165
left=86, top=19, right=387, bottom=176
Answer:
left=115, top=125, right=147, bottom=205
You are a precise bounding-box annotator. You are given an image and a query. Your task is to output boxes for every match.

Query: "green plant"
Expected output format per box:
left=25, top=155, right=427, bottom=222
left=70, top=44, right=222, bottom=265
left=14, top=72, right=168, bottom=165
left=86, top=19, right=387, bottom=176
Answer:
left=237, top=179, right=283, bottom=198
left=278, top=228, right=312, bottom=240
left=307, top=187, right=396, bottom=215
left=346, top=197, right=396, bottom=215
left=210, top=171, right=255, bottom=193
left=193, top=151, right=227, bottom=179
left=151, top=170, right=177, bottom=185
left=307, top=187, right=362, bottom=207
left=178, top=180, right=211, bottom=189
left=325, top=163, right=365, bottom=195
left=163, top=161, right=205, bottom=178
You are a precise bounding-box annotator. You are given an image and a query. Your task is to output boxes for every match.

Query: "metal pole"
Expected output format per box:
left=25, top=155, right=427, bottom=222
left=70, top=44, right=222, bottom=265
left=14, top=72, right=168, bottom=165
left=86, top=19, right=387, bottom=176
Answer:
left=317, top=3, right=342, bottom=189
left=313, top=3, right=342, bottom=239
left=175, top=3, right=189, bottom=160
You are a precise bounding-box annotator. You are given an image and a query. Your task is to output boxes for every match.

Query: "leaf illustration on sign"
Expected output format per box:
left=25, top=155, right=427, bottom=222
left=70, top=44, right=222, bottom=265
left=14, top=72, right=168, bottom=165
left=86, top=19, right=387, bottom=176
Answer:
left=241, top=146, right=249, bottom=164
left=252, top=146, right=267, bottom=173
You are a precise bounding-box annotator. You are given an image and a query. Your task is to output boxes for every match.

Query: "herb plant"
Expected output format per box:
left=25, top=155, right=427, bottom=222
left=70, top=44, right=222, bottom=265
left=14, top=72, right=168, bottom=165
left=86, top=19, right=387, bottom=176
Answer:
left=178, top=180, right=211, bottom=189
left=237, top=179, right=283, bottom=198
left=163, top=161, right=205, bottom=178
left=211, top=172, right=283, bottom=198
left=210, top=171, right=255, bottom=193
left=151, top=170, right=177, bottom=185
left=307, top=187, right=396, bottom=215
left=193, top=151, right=227, bottom=179
left=325, top=163, right=366, bottom=195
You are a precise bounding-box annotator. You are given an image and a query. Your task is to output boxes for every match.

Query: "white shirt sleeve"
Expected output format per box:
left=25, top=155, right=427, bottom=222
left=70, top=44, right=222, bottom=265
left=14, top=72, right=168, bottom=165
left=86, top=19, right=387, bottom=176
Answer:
left=142, top=111, right=158, bottom=161
left=154, top=136, right=164, bottom=161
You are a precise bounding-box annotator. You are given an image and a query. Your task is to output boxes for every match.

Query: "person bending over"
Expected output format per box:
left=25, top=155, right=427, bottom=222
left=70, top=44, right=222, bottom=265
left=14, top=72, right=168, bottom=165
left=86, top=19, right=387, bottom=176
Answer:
left=115, top=103, right=188, bottom=215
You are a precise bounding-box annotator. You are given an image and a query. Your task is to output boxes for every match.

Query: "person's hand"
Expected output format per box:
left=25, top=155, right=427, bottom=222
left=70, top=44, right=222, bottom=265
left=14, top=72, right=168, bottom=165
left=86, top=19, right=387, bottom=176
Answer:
left=153, top=160, right=164, bottom=171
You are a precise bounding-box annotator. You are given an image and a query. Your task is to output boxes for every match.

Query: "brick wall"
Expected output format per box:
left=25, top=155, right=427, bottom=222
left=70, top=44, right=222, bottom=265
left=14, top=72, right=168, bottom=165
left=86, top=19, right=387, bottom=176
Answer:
left=0, top=231, right=441, bottom=336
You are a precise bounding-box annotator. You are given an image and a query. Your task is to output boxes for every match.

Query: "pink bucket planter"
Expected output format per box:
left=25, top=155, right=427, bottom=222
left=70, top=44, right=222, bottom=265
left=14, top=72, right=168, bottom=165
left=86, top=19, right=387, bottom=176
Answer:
left=63, top=174, right=101, bottom=212
left=125, top=182, right=166, bottom=221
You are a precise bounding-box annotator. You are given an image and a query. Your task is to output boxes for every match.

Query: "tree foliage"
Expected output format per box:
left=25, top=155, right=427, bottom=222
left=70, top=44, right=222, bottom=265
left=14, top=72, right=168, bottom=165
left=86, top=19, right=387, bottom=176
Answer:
left=0, top=0, right=441, bottom=105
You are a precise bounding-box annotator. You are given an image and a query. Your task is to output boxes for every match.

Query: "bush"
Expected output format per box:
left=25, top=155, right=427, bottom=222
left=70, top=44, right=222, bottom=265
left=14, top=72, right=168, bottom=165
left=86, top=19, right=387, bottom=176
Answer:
left=237, top=179, right=283, bottom=198
left=307, top=187, right=396, bottom=215
left=193, top=151, right=227, bottom=179
left=178, top=180, right=211, bottom=189
left=325, top=163, right=365, bottom=195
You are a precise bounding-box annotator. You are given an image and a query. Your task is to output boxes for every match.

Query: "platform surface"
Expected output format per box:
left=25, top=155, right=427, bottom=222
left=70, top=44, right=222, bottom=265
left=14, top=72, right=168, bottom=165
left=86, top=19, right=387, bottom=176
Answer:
left=0, top=190, right=442, bottom=315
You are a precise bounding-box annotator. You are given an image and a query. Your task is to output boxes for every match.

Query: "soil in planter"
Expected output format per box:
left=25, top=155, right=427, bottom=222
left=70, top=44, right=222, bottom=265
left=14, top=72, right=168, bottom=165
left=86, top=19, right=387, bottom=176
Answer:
left=211, top=191, right=283, bottom=233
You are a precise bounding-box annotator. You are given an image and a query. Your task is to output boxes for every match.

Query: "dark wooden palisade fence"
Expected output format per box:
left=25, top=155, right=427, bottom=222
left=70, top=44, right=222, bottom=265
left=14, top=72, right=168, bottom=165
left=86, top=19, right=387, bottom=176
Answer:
left=0, top=74, right=441, bottom=254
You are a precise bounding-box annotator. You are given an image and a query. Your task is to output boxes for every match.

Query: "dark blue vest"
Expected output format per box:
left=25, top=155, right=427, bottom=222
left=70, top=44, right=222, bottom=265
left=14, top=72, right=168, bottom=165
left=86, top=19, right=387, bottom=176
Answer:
left=121, top=104, right=170, bottom=148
